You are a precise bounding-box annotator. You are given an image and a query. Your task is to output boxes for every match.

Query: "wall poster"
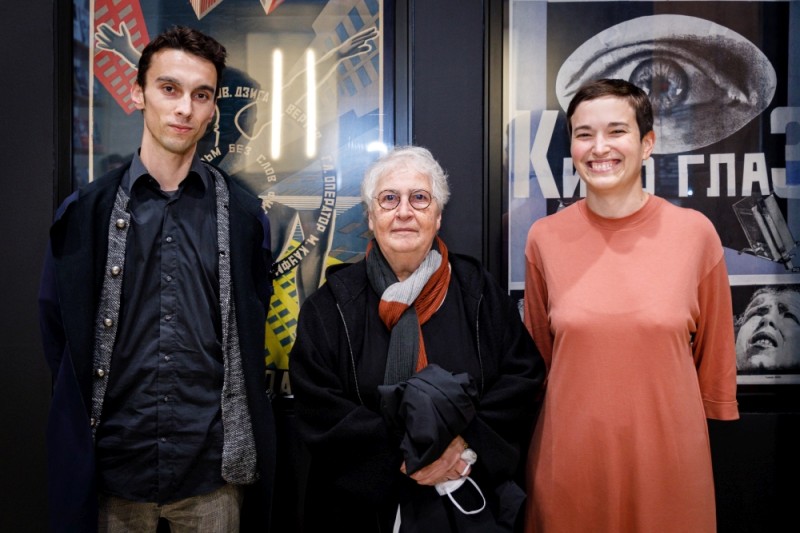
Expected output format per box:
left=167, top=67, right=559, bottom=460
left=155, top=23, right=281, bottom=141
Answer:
left=505, top=0, right=799, bottom=384
left=72, top=0, right=393, bottom=396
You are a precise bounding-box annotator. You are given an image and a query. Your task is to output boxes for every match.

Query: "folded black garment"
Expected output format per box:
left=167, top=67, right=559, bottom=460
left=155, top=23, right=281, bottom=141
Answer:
left=378, top=364, right=478, bottom=474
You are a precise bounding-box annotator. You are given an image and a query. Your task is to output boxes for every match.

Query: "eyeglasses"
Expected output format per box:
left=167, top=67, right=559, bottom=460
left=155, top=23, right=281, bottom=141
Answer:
left=375, top=189, right=433, bottom=210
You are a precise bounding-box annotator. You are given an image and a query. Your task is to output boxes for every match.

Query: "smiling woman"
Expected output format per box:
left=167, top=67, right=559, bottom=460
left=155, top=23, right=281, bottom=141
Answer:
left=523, top=79, right=739, bottom=533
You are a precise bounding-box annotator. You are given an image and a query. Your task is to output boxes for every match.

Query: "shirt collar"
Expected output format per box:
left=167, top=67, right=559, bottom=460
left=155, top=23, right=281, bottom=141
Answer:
left=123, top=150, right=211, bottom=194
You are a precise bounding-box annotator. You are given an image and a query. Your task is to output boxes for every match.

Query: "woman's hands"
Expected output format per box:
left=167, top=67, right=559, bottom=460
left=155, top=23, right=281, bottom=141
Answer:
left=400, top=435, right=472, bottom=486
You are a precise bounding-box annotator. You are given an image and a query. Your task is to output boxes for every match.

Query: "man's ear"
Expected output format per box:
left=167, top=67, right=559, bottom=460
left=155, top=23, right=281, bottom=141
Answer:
left=131, top=82, right=145, bottom=110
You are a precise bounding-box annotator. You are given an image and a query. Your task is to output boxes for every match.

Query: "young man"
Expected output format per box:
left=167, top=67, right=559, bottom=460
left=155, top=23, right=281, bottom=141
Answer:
left=39, top=26, right=275, bottom=532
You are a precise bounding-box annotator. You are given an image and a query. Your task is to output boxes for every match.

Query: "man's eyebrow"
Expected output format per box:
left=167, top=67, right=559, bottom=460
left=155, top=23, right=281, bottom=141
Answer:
left=154, top=75, right=180, bottom=85
left=153, top=77, right=215, bottom=94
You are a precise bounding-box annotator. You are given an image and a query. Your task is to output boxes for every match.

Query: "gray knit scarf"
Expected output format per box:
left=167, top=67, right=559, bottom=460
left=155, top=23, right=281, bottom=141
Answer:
left=366, top=237, right=450, bottom=385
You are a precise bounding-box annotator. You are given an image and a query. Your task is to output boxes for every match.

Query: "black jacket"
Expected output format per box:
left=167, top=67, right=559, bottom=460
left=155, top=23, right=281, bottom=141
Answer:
left=38, top=160, right=276, bottom=532
left=290, top=253, right=546, bottom=531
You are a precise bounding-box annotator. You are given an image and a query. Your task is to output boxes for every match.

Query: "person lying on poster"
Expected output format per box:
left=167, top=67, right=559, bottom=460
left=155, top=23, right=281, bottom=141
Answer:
left=735, top=286, right=800, bottom=372
left=523, top=79, right=739, bottom=533
left=289, top=146, right=546, bottom=532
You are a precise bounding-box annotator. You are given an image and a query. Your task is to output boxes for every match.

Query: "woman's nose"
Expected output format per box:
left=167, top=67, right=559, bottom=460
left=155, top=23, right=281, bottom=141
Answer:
left=395, top=196, right=414, bottom=216
left=592, top=135, right=609, bottom=154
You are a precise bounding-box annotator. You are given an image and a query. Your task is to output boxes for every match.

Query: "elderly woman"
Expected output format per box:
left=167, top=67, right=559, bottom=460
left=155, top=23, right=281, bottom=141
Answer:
left=290, top=146, right=545, bottom=532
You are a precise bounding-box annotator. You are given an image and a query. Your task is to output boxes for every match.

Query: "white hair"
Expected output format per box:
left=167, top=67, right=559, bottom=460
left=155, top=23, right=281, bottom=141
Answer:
left=360, top=145, right=450, bottom=214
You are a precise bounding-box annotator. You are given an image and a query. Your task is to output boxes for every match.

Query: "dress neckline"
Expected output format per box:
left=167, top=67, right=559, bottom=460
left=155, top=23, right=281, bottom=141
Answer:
left=577, top=194, right=661, bottom=231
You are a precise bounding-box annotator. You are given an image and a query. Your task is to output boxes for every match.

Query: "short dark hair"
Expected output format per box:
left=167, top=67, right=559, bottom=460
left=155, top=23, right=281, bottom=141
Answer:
left=136, top=26, right=227, bottom=91
left=566, top=79, right=653, bottom=140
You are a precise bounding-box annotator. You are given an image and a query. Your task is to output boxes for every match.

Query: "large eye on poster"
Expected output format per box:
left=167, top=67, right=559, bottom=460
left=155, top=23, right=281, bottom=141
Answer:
left=72, top=0, right=394, bottom=395
left=505, top=0, right=799, bottom=384
left=554, top=14, right=777, bottom=155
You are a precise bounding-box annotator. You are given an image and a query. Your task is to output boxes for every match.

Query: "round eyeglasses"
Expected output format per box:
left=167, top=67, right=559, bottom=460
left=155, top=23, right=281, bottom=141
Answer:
left=375, top=189, right=433, bottom=210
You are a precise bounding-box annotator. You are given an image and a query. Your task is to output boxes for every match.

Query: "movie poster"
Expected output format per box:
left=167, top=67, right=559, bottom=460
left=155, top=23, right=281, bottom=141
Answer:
left=73, top=0, right=392, bottom=395
left=506, top=0, right=800, bottom=383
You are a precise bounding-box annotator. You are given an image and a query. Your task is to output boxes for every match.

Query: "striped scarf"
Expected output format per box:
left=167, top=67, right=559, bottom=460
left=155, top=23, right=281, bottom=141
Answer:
left=366, top=236, right=451, bottom=385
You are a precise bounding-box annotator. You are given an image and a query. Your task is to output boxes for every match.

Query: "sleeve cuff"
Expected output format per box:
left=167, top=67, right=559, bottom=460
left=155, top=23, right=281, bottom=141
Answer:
left=703, top=398, right=740, bottom=420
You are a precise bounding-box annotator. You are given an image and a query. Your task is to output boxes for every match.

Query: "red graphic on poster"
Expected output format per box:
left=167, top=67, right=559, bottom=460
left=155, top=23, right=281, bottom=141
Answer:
left=190, top=0, right=286, bottom=19
left=260, top=0, right=286, bottom=15
left=93, top=0, right=149, bottom=114
left=190, top=0, right=225, bottom=19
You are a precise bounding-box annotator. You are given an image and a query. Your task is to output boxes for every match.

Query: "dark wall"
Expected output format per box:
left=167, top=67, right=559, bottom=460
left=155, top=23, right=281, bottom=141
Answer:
left=2, top=1, right=797, bottom=532
left=711, top=395, right=800, bottom=533
left=411, top=0, right=486, bottom=261
left=0, top=1, right=55, bottom=531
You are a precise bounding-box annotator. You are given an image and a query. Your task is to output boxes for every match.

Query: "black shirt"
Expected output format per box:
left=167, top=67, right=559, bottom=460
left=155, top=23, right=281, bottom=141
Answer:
left=95, top=152, right=226, bottom=503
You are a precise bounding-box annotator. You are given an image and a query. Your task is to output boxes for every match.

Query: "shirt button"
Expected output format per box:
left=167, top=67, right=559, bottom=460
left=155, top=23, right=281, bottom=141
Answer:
left=164, top=355, right=170, bottom=362
left=165, top=275, right=173, bottom=282
left=160, top=437, right=166, bottom=443
left=163, top=396, right=169, bottom=402
left=110, top=266, right=122, bottom=276
left=164, top=314, right=173, bottom=322
left=95, top=368, right=106, bottom=378
left=165, top=236, right=174, bottom=243
left=115, top=218, right=127, bottom=229
left=103, top=318, right=114, bottom=328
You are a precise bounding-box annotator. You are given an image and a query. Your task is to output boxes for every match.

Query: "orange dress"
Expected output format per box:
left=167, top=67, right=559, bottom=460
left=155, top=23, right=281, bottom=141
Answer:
left=523, top=196, right=739, bottom=533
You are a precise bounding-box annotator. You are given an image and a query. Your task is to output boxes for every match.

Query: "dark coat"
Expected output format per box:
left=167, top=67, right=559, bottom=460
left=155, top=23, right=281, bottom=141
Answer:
left=289, top=253, right=546, bottom=532
left=379, top=364, right=479, bottom=474
left=38, top=161, right=276, bottom=532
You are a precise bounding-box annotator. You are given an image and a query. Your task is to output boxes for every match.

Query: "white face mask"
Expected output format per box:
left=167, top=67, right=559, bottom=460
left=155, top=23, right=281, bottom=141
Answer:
left=434, top=476, right=486, bottom=515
